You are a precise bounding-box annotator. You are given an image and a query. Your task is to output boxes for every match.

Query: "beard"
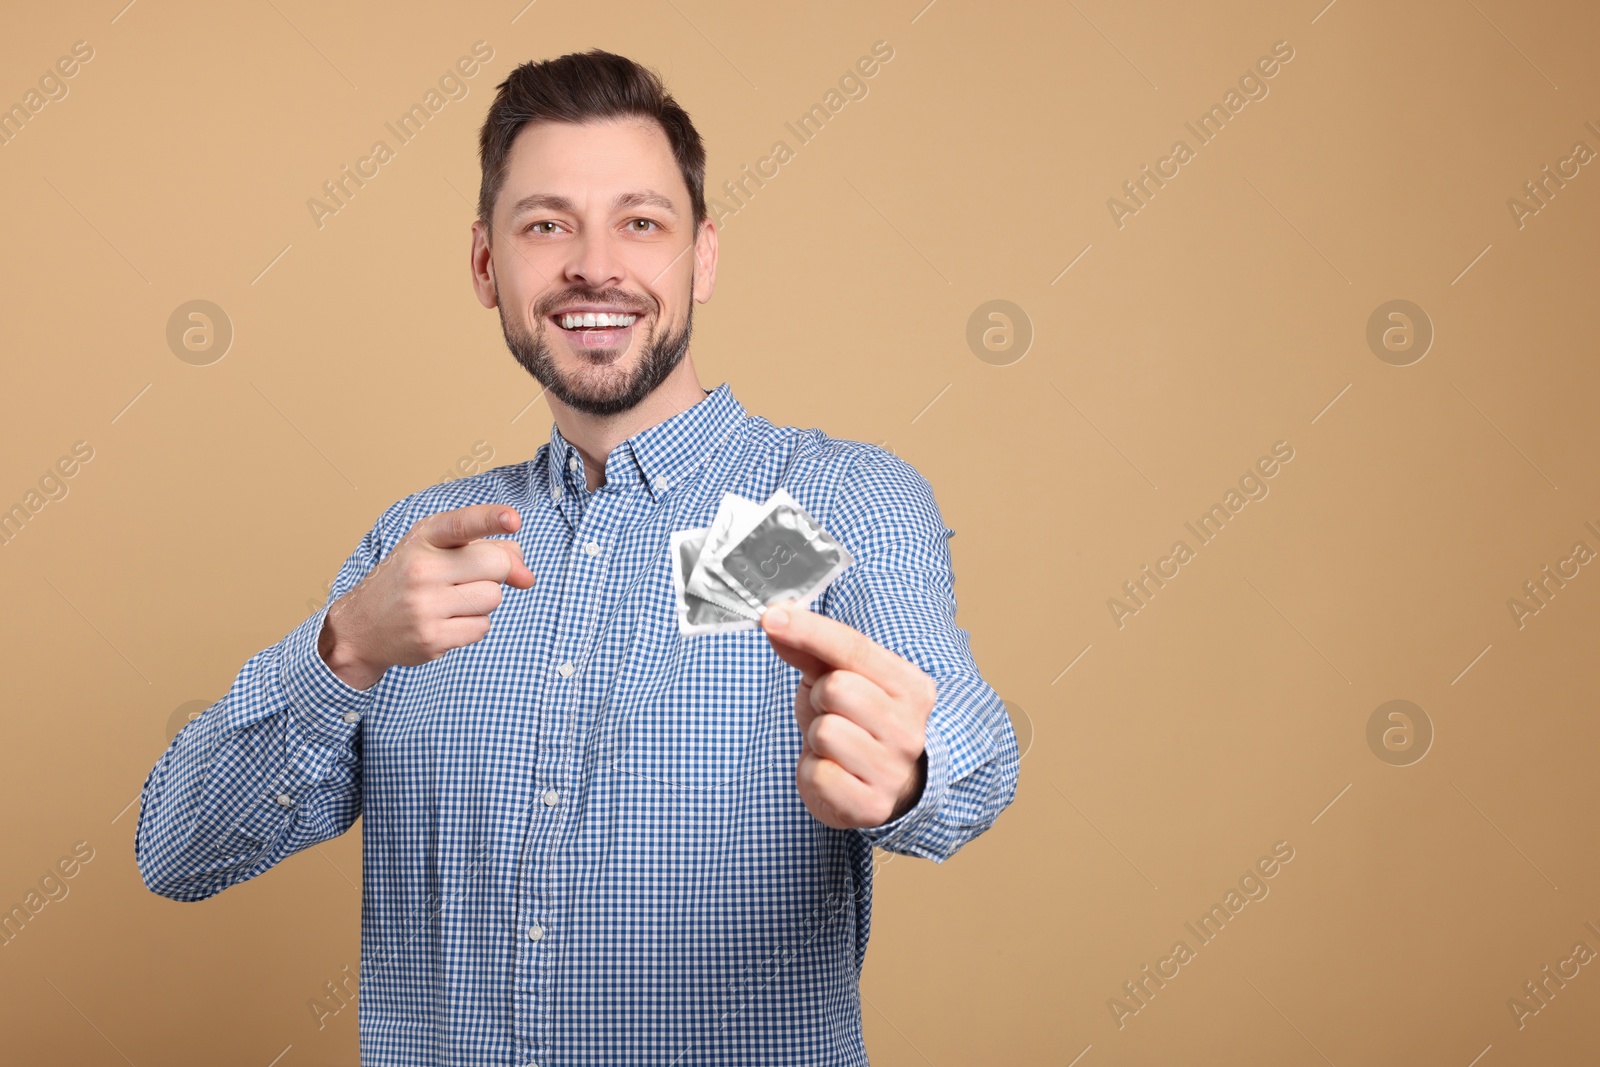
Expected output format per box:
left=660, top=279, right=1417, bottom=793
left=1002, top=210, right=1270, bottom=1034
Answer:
left=499, top=280, right=695, bottom=418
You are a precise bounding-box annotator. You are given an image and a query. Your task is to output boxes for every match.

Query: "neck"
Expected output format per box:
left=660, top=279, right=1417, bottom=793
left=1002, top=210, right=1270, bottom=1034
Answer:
left=548, top=356, right=709, bottom=491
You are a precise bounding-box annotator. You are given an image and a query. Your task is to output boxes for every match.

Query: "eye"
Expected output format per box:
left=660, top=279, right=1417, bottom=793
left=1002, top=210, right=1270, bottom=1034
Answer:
left=627, top=218, right=660, bottom=233
left=527, top=220, right=560, bottom=234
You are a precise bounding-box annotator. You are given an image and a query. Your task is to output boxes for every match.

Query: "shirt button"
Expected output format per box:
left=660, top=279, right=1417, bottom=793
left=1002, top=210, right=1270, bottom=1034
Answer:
left=527, top=922, right=544, bottom=941
left=653, top=474, right=669, bottom=491
left=274, top=794, right=294, bottom=808
left=542, top=789, right=560, bottom=807
left=568, top=455, right=579, bottom=471
left=342, top=711, right=360, bottom=724
left=552, top=484, right=563, bottom=499
left=584, top=540, right=601, bottom=556
left=556, top=661, right=575, bottom=678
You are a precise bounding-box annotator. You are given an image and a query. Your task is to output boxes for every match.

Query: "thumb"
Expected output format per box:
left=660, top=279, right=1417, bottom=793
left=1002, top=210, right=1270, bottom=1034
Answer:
left=498, top=541, right=536, bottom=589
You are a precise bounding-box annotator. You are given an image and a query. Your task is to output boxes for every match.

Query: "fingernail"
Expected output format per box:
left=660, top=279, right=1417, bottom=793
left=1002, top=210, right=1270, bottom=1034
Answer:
left=765, top=605, right=789, bottom=629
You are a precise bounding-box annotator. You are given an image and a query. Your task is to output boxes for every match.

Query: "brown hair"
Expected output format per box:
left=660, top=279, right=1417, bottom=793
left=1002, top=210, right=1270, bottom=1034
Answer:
left=476, top=49, right=707, bottom=238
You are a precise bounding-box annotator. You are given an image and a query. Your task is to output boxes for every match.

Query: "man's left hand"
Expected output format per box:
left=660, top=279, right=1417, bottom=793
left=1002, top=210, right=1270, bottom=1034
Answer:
left=760, top=599, right=935, bottom=830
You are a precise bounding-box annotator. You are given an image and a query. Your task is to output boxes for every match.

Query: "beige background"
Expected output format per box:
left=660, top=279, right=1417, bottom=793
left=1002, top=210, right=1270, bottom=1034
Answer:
left=2, top=0, right=1598, bottom=1063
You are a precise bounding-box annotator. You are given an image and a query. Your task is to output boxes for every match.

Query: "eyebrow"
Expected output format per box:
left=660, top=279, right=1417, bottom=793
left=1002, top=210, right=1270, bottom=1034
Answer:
left=509, top=190, right=679, bottom=220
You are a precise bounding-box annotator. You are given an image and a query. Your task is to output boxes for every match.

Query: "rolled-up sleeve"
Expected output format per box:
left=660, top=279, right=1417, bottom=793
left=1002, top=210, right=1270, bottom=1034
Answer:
left=819, top=446, right=1020, bottom=862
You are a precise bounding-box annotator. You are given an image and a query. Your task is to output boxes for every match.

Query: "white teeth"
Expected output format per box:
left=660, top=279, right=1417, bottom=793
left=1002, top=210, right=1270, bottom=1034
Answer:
left=559, top=312, right=637, bottom=329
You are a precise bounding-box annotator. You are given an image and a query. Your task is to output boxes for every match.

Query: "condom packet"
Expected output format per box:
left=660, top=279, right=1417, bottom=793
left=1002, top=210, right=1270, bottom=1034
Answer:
left=682, top=493, right=769, bottom=621
left=671, top=527, right=759, bottom=636
left=706, top=488, right=854, bottom=611
left=673, top=488, right=854, bottom=637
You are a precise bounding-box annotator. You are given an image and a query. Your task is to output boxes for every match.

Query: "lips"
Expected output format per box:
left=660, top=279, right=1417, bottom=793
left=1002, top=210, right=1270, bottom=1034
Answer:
left=547, top=306, right=644, bottom=350
left=550, top=316, right=635, bottom=350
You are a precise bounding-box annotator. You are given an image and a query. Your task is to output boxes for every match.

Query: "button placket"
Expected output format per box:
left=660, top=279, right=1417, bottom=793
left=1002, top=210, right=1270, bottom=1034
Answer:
left=528, top=484, right=625, bottom=1055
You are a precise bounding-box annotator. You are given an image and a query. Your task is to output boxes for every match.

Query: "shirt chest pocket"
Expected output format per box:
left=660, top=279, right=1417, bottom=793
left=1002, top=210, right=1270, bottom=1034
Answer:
left=611, top=625, right=793, bottom=792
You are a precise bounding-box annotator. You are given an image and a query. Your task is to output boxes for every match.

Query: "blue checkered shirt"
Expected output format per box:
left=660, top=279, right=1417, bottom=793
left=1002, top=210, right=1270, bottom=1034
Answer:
left=136, top=382, right=1020, bottom=1066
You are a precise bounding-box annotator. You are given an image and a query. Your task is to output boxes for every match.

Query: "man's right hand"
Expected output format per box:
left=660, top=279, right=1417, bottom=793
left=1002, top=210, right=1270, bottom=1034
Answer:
left=317, top=504, right=536, bottom=691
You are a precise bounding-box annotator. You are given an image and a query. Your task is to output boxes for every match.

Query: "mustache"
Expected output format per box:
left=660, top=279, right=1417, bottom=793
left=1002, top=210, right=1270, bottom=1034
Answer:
left=539, top=291, right=652, bottom=317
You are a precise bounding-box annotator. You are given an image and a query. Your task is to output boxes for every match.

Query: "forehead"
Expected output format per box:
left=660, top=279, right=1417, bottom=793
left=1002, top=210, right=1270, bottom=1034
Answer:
left=501, top=118, right=686, bottom=213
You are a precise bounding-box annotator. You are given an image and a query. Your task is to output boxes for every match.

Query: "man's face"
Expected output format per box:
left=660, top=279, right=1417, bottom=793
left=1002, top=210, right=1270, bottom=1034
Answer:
left=472, top=117, right=716, bottom=418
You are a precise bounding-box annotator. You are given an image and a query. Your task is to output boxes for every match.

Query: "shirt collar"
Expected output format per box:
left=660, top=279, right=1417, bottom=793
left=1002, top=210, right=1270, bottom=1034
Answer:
left=544, top=381, right=747, bottom=503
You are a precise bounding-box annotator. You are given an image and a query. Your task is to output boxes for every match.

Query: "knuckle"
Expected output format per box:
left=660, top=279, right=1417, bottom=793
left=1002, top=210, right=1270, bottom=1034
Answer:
left=398, top=555, right=429, bottom=586
left=812, top=673, right=837, bottom=705
left=806, top=716, right=826, bottom=749
left=810, top=712, right=839, bottom=748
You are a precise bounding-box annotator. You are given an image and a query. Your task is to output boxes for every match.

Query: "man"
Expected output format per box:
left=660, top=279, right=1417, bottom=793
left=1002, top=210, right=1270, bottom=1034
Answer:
left=136, top=48, right=1019, bottom=1066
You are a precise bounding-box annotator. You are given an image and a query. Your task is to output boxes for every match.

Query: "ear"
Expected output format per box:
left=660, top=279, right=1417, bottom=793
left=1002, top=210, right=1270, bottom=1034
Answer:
left=470, top=218, right=498, bottom=309
left=692, top=217, right=719, bottom=305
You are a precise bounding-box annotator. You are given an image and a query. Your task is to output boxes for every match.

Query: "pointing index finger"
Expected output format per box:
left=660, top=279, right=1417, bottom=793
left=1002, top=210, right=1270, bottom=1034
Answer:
left=421, top=504, right=520, bottom=549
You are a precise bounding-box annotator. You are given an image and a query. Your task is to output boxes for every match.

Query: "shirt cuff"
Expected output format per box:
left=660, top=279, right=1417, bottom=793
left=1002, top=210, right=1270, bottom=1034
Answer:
left=855, top=719, right=950, bottom=858
left=278, top=605, right=379, bottom=743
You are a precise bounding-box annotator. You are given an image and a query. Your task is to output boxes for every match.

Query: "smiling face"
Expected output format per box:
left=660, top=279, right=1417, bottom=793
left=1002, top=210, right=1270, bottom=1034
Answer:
left=471, top=117, right=717, bottom=418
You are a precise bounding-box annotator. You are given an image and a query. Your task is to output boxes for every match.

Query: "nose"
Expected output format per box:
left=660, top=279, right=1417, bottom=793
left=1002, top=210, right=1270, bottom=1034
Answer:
left=564, top=226, right=625, bottom=292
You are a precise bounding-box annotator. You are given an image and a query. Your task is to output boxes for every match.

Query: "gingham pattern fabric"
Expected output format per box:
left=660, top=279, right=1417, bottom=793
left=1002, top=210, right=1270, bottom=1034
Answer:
left=135, top=381, right=1021, bottom=1066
